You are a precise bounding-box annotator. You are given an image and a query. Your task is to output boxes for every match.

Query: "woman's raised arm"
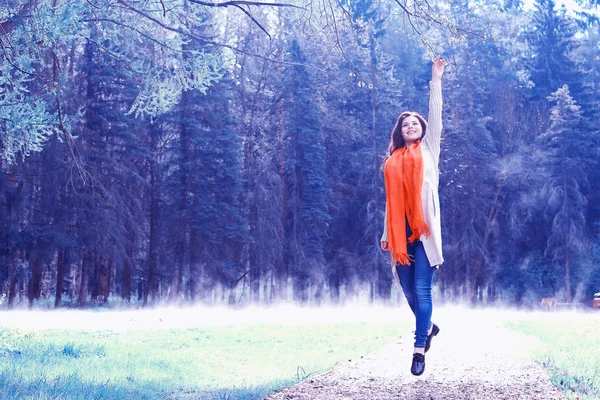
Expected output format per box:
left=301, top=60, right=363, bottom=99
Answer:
left=423, top=56, right=446, bottom=165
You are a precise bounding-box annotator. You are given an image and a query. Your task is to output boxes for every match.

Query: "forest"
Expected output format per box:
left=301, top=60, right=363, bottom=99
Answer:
left=0, top=0, right=599, bottom=309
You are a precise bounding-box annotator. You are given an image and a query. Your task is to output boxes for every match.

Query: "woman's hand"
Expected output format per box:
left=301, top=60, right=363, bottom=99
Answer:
left=381, top=241, right=388, bottom=251
left=432, top=55, right=446, bottom=83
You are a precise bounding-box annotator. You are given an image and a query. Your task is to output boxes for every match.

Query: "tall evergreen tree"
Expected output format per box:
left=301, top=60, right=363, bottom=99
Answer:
left=439, top=18, right=501, bottom=303
left=185, top=74, right=248, bottom=304
left=537, top=85, right=590, bottom=302
left=231, top=29, right=285, bottom=304
left=76, top=37, right=146, bottom=306
left=282, top=40, right=329, bottom=303
left=527, top=0, right=580, bottom=103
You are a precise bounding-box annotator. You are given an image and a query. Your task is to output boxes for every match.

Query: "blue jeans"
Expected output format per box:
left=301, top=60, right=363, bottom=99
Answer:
left=396, top=225, right=436, bottom=348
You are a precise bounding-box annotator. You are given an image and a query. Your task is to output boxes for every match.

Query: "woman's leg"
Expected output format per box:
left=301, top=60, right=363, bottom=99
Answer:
left=412, top=241, right=436, bottom=349
left=398, top=220, right=417, bottom=315
left=396, top=264, right=416, bottom=315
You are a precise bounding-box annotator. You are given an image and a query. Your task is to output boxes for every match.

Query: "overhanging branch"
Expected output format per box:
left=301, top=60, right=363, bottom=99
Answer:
left=0, top=0, right=43, bottom=37
left=187, top=0, right=305, bottom=9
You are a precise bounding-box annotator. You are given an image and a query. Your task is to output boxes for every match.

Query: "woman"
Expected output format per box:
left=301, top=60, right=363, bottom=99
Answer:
left=380, top=55, right=446, bottom=376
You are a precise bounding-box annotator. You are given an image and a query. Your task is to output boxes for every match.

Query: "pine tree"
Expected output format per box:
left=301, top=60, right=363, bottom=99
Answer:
left=236, top=47, right=285, bottom=304
left=527, top=0, right=580, bottom=103
left=70, top=37, right=146, bottom=306
left=538, top=85, right=590, bottom=302
left=282, top=40, right=329, bottom=303
left=323, top=0, right=406, bottom=303
left=439, top=27, right=501, bottom=303
left=177, top=73, right=249, bottom=303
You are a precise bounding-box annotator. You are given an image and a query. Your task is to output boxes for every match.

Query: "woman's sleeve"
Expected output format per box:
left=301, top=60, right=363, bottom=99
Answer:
left=423, top=80, right=443, bottom=165
left=381, top=202, right=388, bottom=242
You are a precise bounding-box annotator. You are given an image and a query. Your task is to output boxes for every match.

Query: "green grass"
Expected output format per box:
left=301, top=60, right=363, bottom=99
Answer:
left=506, top=313, right=600, bottom=400
left=0, top=321, right=404, bottom=400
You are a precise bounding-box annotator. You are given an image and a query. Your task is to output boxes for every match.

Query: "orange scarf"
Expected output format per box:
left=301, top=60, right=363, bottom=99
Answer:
left=384, top=142, right=430, bottom=265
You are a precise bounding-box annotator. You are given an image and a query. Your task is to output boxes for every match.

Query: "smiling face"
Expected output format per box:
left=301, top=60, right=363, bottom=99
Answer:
left=401, top=115, right=423, bottom=146
left=387, top=111, right=427, bottom=156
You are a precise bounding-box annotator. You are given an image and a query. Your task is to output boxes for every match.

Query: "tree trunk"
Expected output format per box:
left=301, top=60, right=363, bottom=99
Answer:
left=329, top=274, right=340, bottom=304
left=276, top=61, right=288, bottom=302
left=263, top=270, right=271, bottom=304
left=171, top=99, right=191, bottom=302
left=377, top=278, right=392, bottom=303
left=6, top=256, right=18, bottom=309
left=137, top=278, right=144, bottom=302
left=122, top=229, right=133, bottom=302
left=96, top=252, right=110, bottom=303
left=27, top=254, right=42, bottom=308
left=565, top=246, right=572, bottom=302
left=228, top=279, right=239, bottom=306
left=312, top=280, right=323, bottom=306
left=188, top=229, right=199, bottom=302
left=249, top=256, right=261, bottom=304
left=269, top=271, right=276, bottom=304
left=5, top=165, right=19, bottom=309
left=144, top=131, right=159, bottom=306
left=293, top=273, right=308, bottom=303
left=54, top=250, right=66, bottom=308
left=78, top=251, right=90, bottom=308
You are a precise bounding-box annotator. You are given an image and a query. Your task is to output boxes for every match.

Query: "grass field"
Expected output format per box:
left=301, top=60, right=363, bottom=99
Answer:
left=0, top=317, right=405, bottom=400
left=1, top=306, right=599, bottom=400
left=506, top=311, right=600, bottom=400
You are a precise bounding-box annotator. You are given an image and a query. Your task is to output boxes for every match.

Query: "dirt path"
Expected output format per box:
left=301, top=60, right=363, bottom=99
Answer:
left=265, top=310, right=565, bottom=400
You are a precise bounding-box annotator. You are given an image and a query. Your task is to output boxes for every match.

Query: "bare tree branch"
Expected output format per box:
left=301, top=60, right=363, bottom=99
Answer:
left=83, top=18, right=183, bottom=53
left=115, top=0, right=213, bottom=42
left=187, top=0, right=304, bottom=9
left=0, top=38, right=42, bottom=77
left=0, top=0, right=43, bottom=37
left=86, top=38, right=150, bottom=75
left=232, top=4, right=272, bottom=39
left=325, top=0, right=355, bottom=72
left=392, top=0, right=479, bottom=40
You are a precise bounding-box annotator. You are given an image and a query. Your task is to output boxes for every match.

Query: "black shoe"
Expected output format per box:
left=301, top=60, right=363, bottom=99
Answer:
left=424, top=323, right=440, bottom=353
left=411, top=353, right=425, bottom=376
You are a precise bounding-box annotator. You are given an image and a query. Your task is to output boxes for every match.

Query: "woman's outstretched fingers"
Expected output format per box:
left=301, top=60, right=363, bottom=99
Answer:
left=432, top=55, right=446, bottom=81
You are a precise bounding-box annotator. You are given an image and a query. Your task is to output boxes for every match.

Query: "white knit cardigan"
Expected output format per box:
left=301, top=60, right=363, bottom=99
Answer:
left=381, top=80, right=444, bottom=268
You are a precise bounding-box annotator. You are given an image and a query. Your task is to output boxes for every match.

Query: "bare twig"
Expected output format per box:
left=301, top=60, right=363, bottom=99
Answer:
left=220, top=42, right=327, bottom=71
left=84, top=18, right=183, bottom=53
left=116, top=0, right=214, bottom=43
left=86, top=38, right=150, bottom=75
left=187, top=0, right=305, bottom=9
left=0, top=0, right=43, bottom=37
left=325, top=0, right=355, bottom=74
left=232, top=4, right=272, bottom=39
left=55, top=90, right=89, bottom=186
left=0, top=38, right=42, bottom=77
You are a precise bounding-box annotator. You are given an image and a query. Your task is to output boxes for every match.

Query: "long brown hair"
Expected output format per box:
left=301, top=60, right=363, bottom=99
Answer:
left=381, top=111, right=427, bottom=169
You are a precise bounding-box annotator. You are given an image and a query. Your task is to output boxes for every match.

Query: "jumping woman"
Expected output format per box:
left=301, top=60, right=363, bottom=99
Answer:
left=381, top=55, right=446, bottom=376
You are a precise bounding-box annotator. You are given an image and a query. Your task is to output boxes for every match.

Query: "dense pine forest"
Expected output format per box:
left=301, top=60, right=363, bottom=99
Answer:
left=1, top=0, right=599, bottom=308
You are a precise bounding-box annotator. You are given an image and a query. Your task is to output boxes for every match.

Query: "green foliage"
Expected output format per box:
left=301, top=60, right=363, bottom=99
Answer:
left=526, top=0, right=581, bottom=102
left=536, top=85, right=590, bottom=300
left=0, top=99, right=56, bottom=162
left=127, top=50, right=223, bottom=120
left=1, top=1, right=224, bottom=162
left=508, top=316, right=600, bottom=400
left=0, top=321, right=403, bottom=399
left=1, top=0, right=600, bottom=307
left=282, top=40, right=329, bottom=301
